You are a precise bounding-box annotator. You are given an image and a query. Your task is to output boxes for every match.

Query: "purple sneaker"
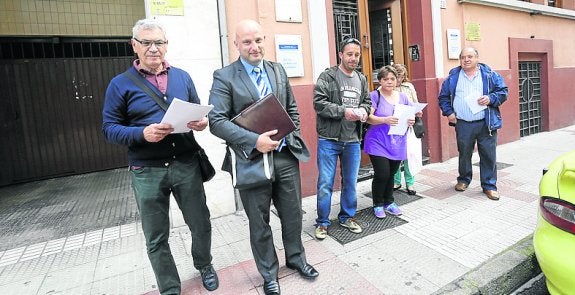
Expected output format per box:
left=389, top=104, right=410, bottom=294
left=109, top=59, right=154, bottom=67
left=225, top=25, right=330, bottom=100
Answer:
left=384, top=202, right=402, bottom=216
left=373, top=206, right=386, bottom=219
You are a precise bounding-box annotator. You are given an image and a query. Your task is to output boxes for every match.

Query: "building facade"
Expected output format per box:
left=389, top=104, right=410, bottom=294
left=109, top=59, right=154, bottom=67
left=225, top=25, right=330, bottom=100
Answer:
left=1, top=0, right=574, bottom=199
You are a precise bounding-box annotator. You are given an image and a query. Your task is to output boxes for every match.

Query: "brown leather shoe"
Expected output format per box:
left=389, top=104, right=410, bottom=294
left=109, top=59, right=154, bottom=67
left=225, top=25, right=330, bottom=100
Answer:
left=483, top=189, right=500, bottom=201
left=454, top=182, right=469, bottom=191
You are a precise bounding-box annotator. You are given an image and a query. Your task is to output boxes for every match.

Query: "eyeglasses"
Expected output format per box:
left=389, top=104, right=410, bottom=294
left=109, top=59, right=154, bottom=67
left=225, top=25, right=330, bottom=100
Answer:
left=133, top=38, right=167, bottom=48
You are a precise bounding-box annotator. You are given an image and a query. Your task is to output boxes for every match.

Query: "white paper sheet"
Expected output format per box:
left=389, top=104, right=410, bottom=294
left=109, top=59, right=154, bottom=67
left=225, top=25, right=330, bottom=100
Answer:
left=465, top=91, right=486, bottom=114
left=160, top=98, right=214, bottom=133
left=388, top=104, right=416, bottom=135
left=414, top=102, right=428, bottom=114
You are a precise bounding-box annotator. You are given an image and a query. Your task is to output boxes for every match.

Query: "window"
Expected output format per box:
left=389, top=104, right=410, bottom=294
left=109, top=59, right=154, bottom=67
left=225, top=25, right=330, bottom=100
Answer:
left=519, top=0, right=560, bottom=7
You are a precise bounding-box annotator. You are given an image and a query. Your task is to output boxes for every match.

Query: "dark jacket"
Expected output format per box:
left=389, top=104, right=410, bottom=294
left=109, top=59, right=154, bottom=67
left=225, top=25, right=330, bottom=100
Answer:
left=102, top=66, right=201, bottom=166
left=438, top=63, right=508, bottom=132
left=313, top=66, right=371, bottom=140
left=208, top=59, right=310, bottom=169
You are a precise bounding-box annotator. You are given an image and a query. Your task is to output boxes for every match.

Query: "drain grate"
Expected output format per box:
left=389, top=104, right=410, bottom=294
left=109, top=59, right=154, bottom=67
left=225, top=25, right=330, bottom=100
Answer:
left=327, top=190, right=422, bottom=245
left=473, top=161, right=513, bottom=170
left=362, top=190, right=422, bottom=206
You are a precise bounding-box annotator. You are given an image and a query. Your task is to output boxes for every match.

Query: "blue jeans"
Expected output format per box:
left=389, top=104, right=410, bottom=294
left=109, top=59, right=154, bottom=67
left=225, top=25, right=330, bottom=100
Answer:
left=455, top=120, right=498, bottom=191
left=316, top=138, right=361, bottom=227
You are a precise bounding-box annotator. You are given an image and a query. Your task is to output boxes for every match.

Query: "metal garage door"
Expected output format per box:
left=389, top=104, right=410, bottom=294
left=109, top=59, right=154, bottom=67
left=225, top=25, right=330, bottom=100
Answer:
left=0, top=38, right=133, bottom=186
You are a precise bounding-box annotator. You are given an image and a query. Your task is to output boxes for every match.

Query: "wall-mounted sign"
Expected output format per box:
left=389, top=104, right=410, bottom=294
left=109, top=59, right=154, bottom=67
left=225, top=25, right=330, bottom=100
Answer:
left=408, top=44, right=420, bottom=62
left=150, top=0, right=184, bottom=16
left=465, top=22, right=481, bottom=41
left=447, top=29, right=461, bottom=59
left=440, top=0, right=447, bottom=9
left=275, top=35, right=304, bottom=77
left=275, top=0, right=303, bottom=23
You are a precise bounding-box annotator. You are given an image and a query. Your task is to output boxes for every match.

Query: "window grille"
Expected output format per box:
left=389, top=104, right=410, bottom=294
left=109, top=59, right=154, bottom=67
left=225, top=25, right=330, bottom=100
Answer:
left=333, top=0, right=362, bottom=72
left=0, top=37, right=134, bottom=59
left=518, top=62, right=542, bottom=137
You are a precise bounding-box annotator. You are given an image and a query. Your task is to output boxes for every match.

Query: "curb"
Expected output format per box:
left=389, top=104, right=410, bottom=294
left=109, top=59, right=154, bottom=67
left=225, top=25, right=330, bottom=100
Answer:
left=433, top=234, right=541, bottom=295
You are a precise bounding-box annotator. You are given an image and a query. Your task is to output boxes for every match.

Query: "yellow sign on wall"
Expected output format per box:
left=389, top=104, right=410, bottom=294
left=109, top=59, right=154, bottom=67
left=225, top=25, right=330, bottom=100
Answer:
left=150, top=0, right=184, bottom=16
left=465, top=22, right=481, bottom=41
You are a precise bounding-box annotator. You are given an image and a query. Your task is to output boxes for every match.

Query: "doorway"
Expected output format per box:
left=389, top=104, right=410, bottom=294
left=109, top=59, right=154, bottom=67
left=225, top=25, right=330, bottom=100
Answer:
left=332, top=0, right=406, bottom=89
left=331, top=0, right=408, bottom=171
left=518, top=61, right=543, bottom=137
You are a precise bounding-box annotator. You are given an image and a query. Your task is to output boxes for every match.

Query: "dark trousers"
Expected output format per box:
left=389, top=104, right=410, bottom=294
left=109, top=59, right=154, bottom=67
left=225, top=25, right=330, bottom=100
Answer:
left=369, top=155, right=401, bottom=206
left=455, top=120, right=498, bottom=190
left=238, top=150, right=307, bottom=282
left=131, top=157, right=212, bottom=295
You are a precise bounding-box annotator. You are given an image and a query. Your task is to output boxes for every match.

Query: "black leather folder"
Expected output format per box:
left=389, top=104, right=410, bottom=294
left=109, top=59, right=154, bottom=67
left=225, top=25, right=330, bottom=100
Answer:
left=231, top=93, right=297, bottom=141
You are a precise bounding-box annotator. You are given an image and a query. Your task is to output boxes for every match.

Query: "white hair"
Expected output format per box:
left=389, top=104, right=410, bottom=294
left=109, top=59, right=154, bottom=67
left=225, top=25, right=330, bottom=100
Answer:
left=131, top=19, right=166, bottom=39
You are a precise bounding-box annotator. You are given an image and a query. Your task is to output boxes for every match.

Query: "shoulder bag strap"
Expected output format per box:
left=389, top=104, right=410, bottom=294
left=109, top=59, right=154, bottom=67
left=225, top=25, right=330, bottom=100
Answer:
left=122, top=70, right=169, bottom=111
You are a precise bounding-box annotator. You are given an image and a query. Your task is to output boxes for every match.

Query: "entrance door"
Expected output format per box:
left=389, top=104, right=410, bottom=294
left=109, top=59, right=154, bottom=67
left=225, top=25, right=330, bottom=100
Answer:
left=332, top=0, right=407, bottom=89
left=332, top=0, right=408, bottom=170
left=518, top=61, right=543, bottom=137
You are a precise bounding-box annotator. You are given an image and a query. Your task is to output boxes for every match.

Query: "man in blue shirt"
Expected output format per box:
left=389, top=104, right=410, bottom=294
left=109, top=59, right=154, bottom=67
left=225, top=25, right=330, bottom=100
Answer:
left=438, top=47, right=508, bottom=201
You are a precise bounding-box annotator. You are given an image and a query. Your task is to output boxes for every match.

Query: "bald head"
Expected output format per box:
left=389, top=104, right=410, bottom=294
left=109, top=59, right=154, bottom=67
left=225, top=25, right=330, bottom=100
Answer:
left=460, top=47, right=479, bottom=58
left=234, top=19, right=266, bottom=66
left=235, top=20, right=262, bottom=40
left=459, top=47, right=479, bottom=72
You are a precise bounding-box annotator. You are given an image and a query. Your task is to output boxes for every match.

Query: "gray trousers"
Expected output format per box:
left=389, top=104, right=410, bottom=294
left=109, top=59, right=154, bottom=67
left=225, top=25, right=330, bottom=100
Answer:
left=238, top=150, right=307, bottom=282
left=131, top=157, right=212, bottom=295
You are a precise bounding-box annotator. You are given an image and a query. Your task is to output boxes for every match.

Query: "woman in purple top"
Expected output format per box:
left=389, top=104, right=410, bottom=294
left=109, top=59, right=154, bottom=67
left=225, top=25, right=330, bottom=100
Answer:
left=364, top=65, right=416, bottom=218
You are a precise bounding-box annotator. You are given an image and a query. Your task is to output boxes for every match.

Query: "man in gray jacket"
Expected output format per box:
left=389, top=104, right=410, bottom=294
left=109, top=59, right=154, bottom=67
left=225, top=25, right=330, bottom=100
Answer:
left=313, top=38, right=372, bottom=240
left=208, top=19, right=318, bottom=295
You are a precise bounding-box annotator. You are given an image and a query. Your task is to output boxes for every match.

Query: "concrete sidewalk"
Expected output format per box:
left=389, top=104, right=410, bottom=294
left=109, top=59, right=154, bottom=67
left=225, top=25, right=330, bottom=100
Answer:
left=1, top=124, right=574, bottom=294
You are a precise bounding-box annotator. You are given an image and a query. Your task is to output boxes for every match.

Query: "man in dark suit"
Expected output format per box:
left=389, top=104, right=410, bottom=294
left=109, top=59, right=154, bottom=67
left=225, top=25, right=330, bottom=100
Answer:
left=208, top=19, right=318, bottom=295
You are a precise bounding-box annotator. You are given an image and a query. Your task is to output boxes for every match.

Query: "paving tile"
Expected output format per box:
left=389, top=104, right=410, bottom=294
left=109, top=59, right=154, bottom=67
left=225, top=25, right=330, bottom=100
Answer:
left=0, top=255, right=55, bottom=285
left=37, top=261, right=97, bottom=294
left=90, top=269, right=147, bottom=295
left=102, top=226, right=121, bottom=242
left=0, top=247, right=25, bottom=267
left=340, top=231, right=467, bottom=294
left=120, top=222, right=138, bottom=238
left=93, top=250, right=148, bottom=281
left=63, top=233, right=85, bottom=252
left=0, top=274, right=44, bottom=295
left=17, top=242, right=47, bottom=263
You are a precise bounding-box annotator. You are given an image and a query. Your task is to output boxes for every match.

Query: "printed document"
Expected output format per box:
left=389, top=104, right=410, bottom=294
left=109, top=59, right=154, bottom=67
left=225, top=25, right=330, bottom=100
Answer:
left=414, top=102, right=428, bottom=114
left=465, top=91, right=486, bottom=114
left=388, top=103, right=428, bottom=135
left=161, top=98, right=214, bottom=133
left=389, top=104, right=416, bottom=135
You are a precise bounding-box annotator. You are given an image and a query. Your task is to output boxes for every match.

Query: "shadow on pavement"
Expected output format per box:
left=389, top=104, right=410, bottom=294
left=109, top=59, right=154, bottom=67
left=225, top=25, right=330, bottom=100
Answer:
left=0, top=168, right=139, bottom=251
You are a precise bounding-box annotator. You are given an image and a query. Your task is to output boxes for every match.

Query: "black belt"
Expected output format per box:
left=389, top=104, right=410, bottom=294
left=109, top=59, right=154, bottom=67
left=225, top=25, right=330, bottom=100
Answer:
left=459, top=118, right=484, bottom=123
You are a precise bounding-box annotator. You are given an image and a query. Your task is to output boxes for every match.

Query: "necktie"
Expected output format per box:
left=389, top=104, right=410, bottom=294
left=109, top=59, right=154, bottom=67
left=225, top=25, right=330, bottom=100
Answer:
left=253, top=67, right=284, bottom=150
left=253, top=67, right=269, bottom=98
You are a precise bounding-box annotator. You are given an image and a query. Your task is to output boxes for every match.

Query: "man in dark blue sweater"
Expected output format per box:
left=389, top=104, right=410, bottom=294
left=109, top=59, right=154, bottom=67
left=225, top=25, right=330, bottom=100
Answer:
left=102, top=19, right=218, bottom=294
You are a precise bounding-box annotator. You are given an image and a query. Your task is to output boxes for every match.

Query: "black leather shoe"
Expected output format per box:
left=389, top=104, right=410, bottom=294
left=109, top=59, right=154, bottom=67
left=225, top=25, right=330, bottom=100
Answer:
left=406, top=186, right=417, bottom=195
left=199, top=264, right=219, bottom=291
left=263, top=280, right=280, bottom=295
left=286, top=263, right=319, bottom=280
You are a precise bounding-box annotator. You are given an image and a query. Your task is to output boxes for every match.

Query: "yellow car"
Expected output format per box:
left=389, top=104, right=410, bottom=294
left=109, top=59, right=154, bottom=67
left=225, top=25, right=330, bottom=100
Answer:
left=533, top=149, right=575, bottom=295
